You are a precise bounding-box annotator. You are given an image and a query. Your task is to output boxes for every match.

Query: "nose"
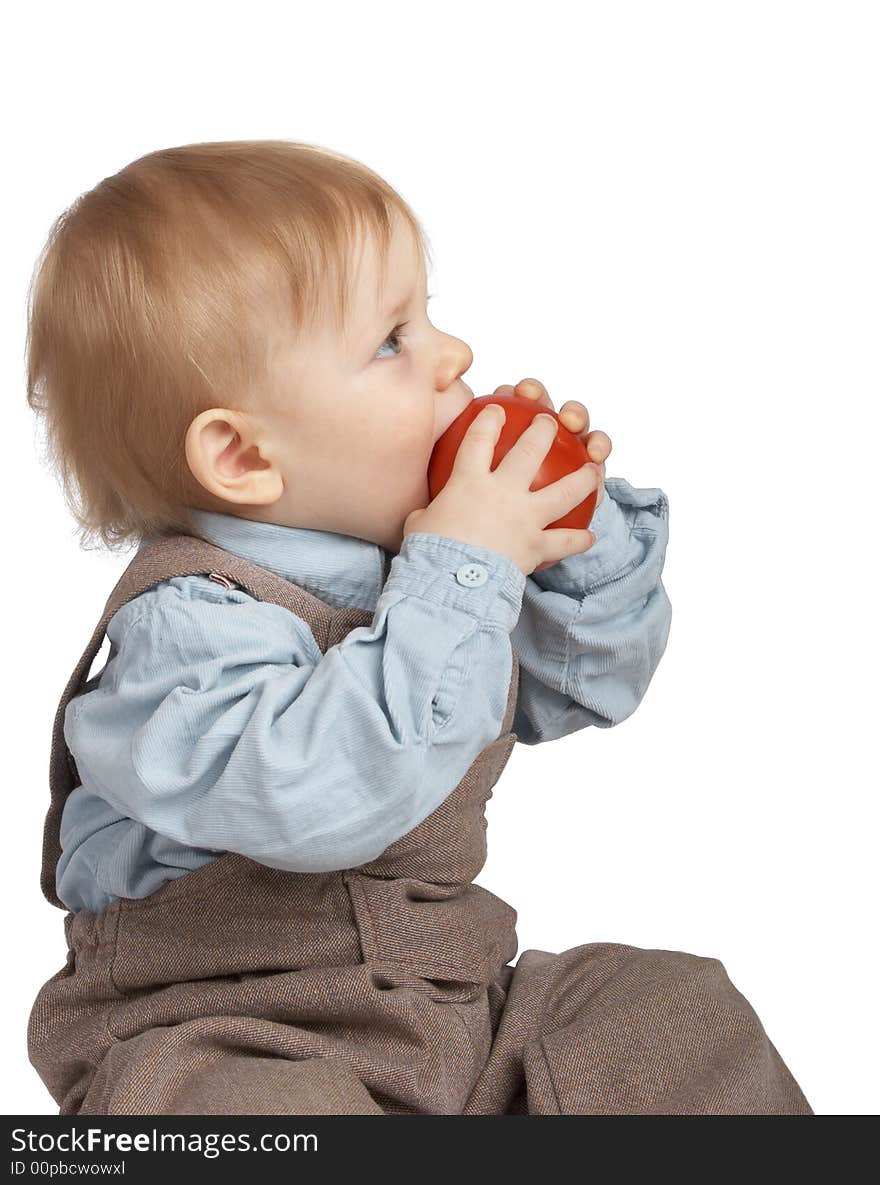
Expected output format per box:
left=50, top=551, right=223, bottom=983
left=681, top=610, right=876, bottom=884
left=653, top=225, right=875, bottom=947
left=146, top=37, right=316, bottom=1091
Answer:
left=435, top=332, right=473, bottom=391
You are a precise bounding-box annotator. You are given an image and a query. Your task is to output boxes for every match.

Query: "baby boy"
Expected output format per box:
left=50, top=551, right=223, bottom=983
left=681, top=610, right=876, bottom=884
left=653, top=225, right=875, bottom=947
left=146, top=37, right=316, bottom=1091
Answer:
left=26, top=140, right=812, bottom=1115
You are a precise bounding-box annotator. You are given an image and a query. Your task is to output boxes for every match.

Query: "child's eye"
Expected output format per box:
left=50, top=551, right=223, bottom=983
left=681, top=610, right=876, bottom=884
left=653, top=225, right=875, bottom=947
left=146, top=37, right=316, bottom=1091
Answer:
left=373, top=294, right=433, bottom=361
left=375, top=322, right=408, bottom=360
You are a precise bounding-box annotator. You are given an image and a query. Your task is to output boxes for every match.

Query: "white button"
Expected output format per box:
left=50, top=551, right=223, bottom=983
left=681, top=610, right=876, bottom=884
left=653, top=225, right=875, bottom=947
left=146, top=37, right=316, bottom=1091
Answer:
left=456, top=562, right=489, bottom=588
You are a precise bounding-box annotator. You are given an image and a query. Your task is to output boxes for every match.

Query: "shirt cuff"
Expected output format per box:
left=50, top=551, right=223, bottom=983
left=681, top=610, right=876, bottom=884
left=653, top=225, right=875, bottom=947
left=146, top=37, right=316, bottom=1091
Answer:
left=528, top=476, right=669, bottom=597
left=385, top=531, right=526, bottom=632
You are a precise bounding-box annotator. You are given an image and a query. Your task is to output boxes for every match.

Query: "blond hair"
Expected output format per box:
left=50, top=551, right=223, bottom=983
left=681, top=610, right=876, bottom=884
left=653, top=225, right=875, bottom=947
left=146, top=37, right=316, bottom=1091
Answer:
left=26, top=139, right=431, bottom=551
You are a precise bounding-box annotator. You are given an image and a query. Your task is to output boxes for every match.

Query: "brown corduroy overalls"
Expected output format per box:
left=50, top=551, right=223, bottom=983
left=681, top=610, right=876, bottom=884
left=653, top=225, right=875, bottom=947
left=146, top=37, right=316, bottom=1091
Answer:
left=28, top=535, right=813, bottom=1115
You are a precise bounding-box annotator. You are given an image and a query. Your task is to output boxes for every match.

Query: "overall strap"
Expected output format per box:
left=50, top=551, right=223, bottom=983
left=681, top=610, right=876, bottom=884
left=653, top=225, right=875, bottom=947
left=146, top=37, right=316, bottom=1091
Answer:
left=40, top=533, right=344, bottom=910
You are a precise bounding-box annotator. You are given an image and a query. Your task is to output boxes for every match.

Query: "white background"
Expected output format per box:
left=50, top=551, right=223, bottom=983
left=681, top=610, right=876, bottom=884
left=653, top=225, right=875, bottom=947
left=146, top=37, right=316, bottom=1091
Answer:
left=4, top=1, right=877, bottom=1116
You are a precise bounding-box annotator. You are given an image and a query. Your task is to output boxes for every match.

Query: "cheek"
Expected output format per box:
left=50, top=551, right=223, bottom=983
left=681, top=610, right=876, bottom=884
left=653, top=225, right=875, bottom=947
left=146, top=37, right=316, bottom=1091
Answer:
left=346, top=369, right=435, bottom=464
left=394, top=411, right=435, bottom=462
left=376, top=389, right=435, bottom=454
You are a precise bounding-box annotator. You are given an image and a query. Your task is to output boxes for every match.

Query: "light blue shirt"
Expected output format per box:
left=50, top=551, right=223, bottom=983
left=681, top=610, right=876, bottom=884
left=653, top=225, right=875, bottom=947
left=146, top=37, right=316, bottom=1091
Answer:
left=56, top=477, right=671, bottom=913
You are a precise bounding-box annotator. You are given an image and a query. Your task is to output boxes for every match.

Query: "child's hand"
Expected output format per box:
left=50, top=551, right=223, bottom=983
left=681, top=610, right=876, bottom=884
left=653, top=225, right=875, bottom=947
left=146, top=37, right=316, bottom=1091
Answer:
left=492, top=378, right=612, bottom=505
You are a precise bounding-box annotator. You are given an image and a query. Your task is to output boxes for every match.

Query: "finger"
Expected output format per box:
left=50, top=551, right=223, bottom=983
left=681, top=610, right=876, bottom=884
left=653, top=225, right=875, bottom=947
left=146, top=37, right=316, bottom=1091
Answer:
left=584, top=430, right=612, bottom=462
left=495, top=379, right=554, bottom=412
left=533, top=460, right=602, bottom=523
left=558, top=401, right=590, bottom=434
left=514, top=377, right=554, bottom=410
left=538, top=527, right=596, bottom=568
left=450, top=402, right=507, bottom=477
left=494, top=412, right=560, bottom=484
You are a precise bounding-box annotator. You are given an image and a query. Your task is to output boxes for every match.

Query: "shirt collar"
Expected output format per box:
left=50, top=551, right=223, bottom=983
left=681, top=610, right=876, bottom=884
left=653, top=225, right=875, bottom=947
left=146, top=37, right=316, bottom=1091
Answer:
left=178, top=508, right=392, bottom=611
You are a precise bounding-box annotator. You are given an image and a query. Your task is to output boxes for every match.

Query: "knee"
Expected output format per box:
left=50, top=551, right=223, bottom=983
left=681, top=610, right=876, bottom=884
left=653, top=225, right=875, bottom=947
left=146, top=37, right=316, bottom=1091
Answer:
left=629, top=947, right=766, bottom=1046
left=554, top=943, right=756, bottom=1033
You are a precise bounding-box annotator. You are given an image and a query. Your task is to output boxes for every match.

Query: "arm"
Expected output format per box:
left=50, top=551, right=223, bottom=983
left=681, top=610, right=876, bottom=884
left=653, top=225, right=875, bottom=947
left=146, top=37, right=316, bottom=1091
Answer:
left=63, top=533, right=525, bottom=873
left=510, top=476, right=672, bottom=744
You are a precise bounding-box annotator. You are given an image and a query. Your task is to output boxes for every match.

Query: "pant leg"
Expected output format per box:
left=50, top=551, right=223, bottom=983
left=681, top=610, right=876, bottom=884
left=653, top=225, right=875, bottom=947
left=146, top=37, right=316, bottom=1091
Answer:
left=466, top=943, right=813, bottom=1115
left=170, top=1055, right=385, bottom=1115
left=77, top=1025, right=384, bottom=1115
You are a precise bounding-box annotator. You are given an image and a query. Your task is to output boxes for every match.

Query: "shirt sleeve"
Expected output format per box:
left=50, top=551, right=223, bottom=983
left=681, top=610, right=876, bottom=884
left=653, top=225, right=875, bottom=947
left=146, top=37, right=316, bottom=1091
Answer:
left=510, top=476, right=672, bottom=744
left=63, top=533, right=525, bottom=873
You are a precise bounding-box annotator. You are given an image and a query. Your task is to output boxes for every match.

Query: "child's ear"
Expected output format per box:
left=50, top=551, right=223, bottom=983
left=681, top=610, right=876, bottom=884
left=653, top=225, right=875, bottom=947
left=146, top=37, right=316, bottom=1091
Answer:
left=184, top=408, right=284, bottom=507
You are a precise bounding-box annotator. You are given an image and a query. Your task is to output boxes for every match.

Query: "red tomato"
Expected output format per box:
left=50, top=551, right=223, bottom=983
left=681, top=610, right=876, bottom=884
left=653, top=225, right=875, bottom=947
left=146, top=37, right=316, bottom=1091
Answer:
left=428, top=394, right=597, bottom=573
